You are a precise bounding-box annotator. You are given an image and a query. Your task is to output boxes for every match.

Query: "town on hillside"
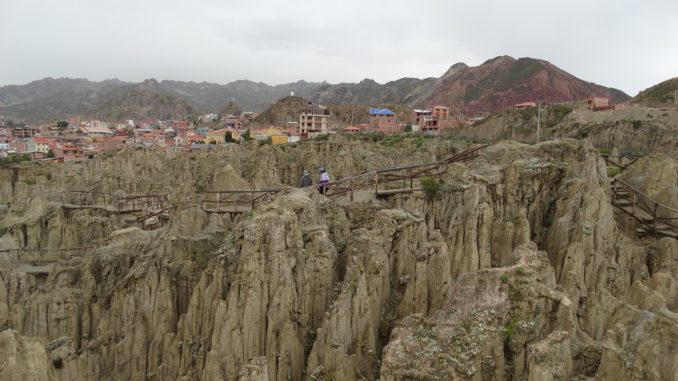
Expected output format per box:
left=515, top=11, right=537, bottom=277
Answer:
left=0, top=95, right=649, bottom=163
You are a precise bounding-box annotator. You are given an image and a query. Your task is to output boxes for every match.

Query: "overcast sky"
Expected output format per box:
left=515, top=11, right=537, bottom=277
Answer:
left=1, top=0, right=677, bottom=96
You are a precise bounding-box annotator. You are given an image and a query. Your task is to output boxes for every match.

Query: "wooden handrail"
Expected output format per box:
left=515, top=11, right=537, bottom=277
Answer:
left=614, top=178, right=678, bottom=215
left=200, top=145, right=486, bottom=212
left=611, top=177, right=678, bottom=236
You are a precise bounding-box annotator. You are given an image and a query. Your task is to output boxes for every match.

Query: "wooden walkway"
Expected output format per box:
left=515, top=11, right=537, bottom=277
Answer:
left=200, top=145, right=486, bottom=214
left=58, top=192, right=170, bottom=213
left=611, top=178, right=678, bottom=238
left=0, top=247, right=92, bottom=274
left=199, top=189, right=282, bottom=214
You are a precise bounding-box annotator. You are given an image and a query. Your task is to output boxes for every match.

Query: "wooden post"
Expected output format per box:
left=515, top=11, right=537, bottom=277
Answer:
left=350, top=179, right=354, bottom=202
left=653, top=203, right=658, bottom=231
left=374, top=173, right=379, bottom=195
left=251, top=192, right=255, bottom=210
left=612, top=179, right=617, bottom=201
left=216, top=192, right=220, bottom=212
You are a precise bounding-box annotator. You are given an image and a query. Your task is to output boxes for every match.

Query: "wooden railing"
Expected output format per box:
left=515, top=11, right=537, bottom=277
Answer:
left=601, top=153, right=643, bottom=172
left=611, top=177, right=678, bottom=237
left=0, top=246, right=93, bottom=273
left=326, top=145, right=486, bottom=200
left=199, top=145, right=486, bottom=213
left=137, top=206, right=172, bottom=230
left=56, top=191, right=170, bottom=213
left=199, top=189, right=282, bottom=213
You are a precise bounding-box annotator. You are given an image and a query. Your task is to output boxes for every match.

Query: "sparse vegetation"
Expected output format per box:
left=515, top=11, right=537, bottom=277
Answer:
left=421, top=176, right=442, bottom=201
left=607, top=167, right=620, bottom=177
left=0, top=154, right=31, bottom=168
left=242, top=129, right=252, bottom=141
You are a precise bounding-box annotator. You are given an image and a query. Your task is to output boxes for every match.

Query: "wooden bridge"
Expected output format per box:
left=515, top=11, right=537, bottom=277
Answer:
left=199, top=145, right=486, bottom=214
left=611, top=178, right=678, bottom=238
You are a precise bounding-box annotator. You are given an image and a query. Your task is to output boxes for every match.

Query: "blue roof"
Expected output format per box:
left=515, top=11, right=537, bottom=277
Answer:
left=369, top=108, right=395, bottom=116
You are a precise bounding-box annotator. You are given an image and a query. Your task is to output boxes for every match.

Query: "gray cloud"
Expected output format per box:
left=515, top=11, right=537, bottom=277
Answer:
left=1, top=0, right=676, bottom=95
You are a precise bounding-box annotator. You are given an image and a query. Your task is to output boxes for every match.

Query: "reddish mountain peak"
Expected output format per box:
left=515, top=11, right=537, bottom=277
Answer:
left=426, top=56, right=628, bottom=115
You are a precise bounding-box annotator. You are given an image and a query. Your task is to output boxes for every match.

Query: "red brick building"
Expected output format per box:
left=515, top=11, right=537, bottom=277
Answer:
left=369, top=108, right=399, bottom=133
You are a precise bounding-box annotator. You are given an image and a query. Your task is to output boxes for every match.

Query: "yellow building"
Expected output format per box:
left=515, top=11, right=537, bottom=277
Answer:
left=205, top=129, right=226, bottom=144
left=271, top=135, right=288, bottom=145
left=225, top=128, right=241, bottom=142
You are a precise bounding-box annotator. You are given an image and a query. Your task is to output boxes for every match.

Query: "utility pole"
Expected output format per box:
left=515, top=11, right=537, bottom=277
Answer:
left=536, top=100, right=542, bottom=144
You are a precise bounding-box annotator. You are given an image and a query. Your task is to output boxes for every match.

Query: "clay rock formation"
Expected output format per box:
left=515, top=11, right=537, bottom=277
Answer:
left=0, top=138, right=677, bottom=380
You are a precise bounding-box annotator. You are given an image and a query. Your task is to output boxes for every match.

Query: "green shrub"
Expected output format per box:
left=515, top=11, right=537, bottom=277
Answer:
left=607, top=167, right=620, bottom=178
left=242, top=129, right=252, bottom=141
left=500, top=274, right=509, bottom=284
left=421, top=176, right=442, bottom=201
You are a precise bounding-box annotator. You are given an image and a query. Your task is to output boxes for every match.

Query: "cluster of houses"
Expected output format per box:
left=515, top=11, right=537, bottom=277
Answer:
left=0, top=110, right=309, bottom=162
left=1, top=95, right=629, bottom=163
left=297, top=103, right=465, bottom=138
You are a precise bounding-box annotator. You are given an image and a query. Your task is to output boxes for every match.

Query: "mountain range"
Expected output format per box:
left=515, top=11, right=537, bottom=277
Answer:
left=0, top=56, right=632, bottom=123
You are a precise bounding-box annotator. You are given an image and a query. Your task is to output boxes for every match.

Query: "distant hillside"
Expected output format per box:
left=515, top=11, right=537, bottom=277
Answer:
left=252, top=96, right=307, bottom=126
left=311, top=56, right=629, bottom=115
left=312, top=77, right=439, bottom=106
left=159, top=79, right=322, bottom=112
left=88, top=88, right=195, bottom=122
left=1, top=78, right=130, bottom=123
left=0, top=78, right=322, bottom=123
left=1, top=56, right=631, bottom=123
left=424, top=56, right=629, bottom=115
left=632, top=77, right=678, bottom=106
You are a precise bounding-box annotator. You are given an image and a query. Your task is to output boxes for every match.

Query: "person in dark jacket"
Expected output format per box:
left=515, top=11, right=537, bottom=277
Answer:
left=299, top=170, right=313, bottom=188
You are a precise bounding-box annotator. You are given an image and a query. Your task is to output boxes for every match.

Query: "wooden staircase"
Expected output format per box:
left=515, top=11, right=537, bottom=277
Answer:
left=611, top=178, right=678, bottom=239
